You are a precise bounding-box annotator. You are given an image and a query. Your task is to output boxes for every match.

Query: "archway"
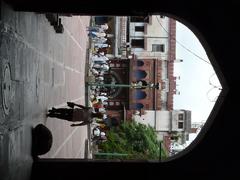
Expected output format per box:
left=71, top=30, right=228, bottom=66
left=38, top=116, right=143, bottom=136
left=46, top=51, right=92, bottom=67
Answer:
left=136, top=60, right=144, bottom=66
left=134, top=90, right=147, bottom=100
left=131, top=103, right=144, bottom=110
left=134, top=70, right=147, bottom=80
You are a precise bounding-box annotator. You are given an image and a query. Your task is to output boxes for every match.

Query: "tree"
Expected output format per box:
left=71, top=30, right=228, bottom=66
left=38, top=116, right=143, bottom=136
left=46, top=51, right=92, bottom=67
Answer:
left=97, top=121, right=168, bottom=160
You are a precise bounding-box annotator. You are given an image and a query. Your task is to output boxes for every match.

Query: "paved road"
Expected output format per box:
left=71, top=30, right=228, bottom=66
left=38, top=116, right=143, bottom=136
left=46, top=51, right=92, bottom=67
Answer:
left=0, top=2, right=90, bottom=180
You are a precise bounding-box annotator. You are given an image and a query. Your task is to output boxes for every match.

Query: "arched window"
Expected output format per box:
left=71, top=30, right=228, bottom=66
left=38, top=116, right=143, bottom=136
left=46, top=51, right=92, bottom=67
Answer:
left=134, top=70, right=147, bottom=80
left=137, top=60, right=144, bottom=66
left=131, top=103, right=144, bottom=110
left=134, top=90, right=147, bottom=99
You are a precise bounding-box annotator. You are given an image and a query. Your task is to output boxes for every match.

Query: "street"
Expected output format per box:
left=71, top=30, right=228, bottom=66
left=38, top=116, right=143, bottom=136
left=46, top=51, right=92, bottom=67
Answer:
left=0, top=2, right=91, bottom=180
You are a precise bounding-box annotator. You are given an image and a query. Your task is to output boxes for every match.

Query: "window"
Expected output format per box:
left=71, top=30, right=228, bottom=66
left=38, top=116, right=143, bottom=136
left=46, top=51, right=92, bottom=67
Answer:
left=178, top=122, right=184, bottom=129
left=131, top=103, right=144, bottom=110
left=130, top=16, right=149, bottom=23
left=136, top=60, right=144, bottom=66
left=135, top=26, right=144, bottom=32
left=134, top=70, right=147, bottom=80
left=134, top=90, right=147, bottom=100
left=122, top=63, right=127, bottom=67
left=152, top=44, right=165, bottom=52
left=131, top=39, right=144, bottom=48
left=178, top=114, right=184, bottom=120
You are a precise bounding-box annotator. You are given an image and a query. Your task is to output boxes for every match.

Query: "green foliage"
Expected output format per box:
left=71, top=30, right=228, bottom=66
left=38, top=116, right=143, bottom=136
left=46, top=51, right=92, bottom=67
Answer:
left=98, top=121, right=167, bottom=160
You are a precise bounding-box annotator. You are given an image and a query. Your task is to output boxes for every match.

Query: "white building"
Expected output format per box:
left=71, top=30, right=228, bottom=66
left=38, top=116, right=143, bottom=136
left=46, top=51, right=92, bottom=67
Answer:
left=114, top=16, right=128, bottom=58
left=133, top=109, right=191, bottom=142
left=129, top=15, right=169, bottom=60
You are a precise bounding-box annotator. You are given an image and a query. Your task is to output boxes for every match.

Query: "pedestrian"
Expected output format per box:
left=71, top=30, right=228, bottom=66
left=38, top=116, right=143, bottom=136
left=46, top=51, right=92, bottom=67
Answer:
left=47, top=102, right=103, bottom=126
left=95, top=76, right=104, bottom=82
left=87, top=27, right=105, bottom=33
left=88, top=31, right=106, bottom=38
left=91, top=127, right=107, bottom=144
left=94, top=43, right=110, bottom=49
left=97, top=23, right=109, bottom=31
left=92, top=122, right=108, bottom=130
left=87, top=23, right=109, bottom=33
left=97, top=47, right=109, bottom=54
left=96, top=95, right=108, bottom=102
left=92, top=37, right=108, bottom=44
left=91, top=54, right=109, bottom=63
left=93, top=63, right=110, bottom=72
left=90, top=68, right=100, bottom=76
left=92, top=99, right=104, bottom=112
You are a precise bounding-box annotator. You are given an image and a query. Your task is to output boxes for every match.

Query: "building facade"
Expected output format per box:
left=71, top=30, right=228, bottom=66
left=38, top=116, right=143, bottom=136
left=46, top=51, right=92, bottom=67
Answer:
left=101, top=16, right=190, bottom=152
left=126, top=15, right=180, bottom=118
left=103, top=15, right=180, bottom=115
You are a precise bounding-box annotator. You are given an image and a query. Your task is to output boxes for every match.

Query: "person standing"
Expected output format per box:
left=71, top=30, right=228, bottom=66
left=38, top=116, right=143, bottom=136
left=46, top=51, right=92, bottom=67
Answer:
left=91, top=54, right=109, bottom=63
left=88, top=31, right=106, bottom=38
left=87, top=23, right=109, bottom=32
left=94, top=43, right=110, bottom=49
left=47, top=102, right=103, bottom=126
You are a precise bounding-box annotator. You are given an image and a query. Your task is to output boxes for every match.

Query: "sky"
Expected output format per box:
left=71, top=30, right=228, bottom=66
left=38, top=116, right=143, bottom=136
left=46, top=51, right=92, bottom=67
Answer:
left=174, top=21, right=222, bottom=123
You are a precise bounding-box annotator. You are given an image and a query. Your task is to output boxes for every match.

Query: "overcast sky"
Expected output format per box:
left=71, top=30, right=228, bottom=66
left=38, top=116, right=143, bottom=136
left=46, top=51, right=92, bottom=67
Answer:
left=174, top=21, right=222, bottom=123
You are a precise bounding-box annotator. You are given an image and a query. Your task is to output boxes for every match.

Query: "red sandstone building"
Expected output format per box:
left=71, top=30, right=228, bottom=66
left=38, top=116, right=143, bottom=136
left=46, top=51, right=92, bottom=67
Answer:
left=100, top=16, right=191, bottom=152
left=105, top=16, right=179, bottom=119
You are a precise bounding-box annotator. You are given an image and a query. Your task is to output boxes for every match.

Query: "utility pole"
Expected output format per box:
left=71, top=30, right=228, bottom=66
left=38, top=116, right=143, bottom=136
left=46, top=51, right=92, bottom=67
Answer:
left=159, top=141, right=162, bottom=162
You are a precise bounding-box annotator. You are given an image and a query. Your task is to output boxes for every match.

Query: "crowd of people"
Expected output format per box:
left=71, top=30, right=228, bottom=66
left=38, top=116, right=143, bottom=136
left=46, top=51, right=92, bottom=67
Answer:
left=46, top=22, right=116, bottom=146
left=87, top=22, right=115, bottom=145
left=87, top=22, right=111, bottom=88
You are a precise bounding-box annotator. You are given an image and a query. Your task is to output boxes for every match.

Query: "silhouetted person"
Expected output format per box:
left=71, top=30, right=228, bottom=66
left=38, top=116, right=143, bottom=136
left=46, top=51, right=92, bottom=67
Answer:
left=47, top=102, right=103, bottom=126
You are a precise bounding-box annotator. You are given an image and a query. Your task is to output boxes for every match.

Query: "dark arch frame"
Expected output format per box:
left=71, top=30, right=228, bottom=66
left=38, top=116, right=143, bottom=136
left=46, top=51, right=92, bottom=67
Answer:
left=9, top=1, right=235, bottom=179
left=20, top=6, right=228, bottom=164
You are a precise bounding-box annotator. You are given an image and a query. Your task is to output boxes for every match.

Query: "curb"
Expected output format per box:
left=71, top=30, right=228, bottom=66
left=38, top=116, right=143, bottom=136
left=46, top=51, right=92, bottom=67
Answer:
left=84, top=138, right=89, bottom=159
left=85, top=16, right=96, bottom=159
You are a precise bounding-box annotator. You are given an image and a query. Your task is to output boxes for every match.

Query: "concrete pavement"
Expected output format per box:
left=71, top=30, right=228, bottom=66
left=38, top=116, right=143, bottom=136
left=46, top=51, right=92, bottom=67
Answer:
left=0, top=1, right=91, bottom=180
